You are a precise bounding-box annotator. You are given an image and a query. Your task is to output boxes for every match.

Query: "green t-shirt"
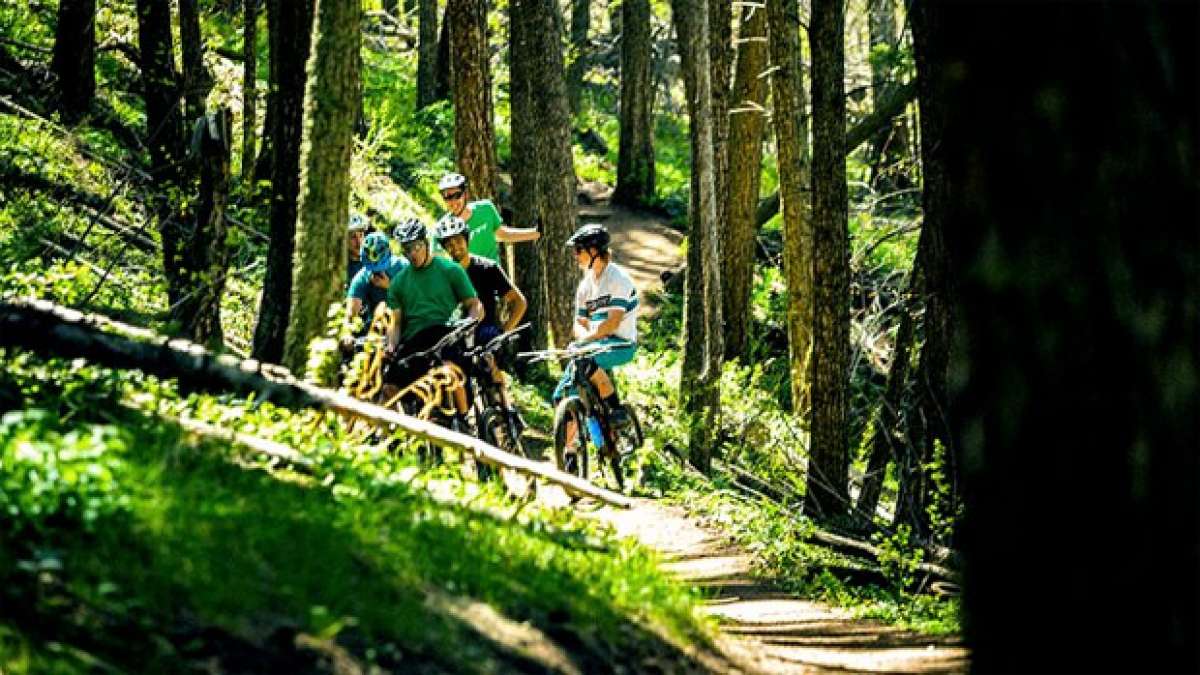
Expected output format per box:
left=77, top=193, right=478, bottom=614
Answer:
left=386, top=256, right=477, bottom=340
left=464, top=200, right=503, bottom=263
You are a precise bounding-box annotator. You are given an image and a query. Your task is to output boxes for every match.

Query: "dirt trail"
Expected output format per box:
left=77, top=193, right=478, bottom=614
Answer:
left=547, top=187, right=970, bottom=673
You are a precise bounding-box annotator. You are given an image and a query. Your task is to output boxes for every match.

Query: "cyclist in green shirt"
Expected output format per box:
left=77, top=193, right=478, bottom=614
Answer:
left=437, top=172, right=540, bottom=264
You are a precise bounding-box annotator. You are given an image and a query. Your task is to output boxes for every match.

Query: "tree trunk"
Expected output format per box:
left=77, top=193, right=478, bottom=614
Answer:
left=527, top=0, right=577, bottom=349
left=253, top=88, right=275, bottom=185
left=252, top=0, right=315, bottom=364
left=708, top=0, right=732, bottom=259
left=447, top=0, right=497, bottom=200
left=508, top=0, right=549, bottom=353
left=179, top=0, right=213, bottom=123
left=52, top=0, right=96, bottom=124
left=722, top=2, right=768, bottom=361
left=135, top=0, right=187, bottom=312
left=805, top=0, right=850, bottom=520
left=612, top=0, right=655, bottom=208
left=671, top=0, right=722, bottom=473
left=416, top=0, right=439, bottom=109
left=434, top=8, right=452, bottom=104
left=566, top=0, right=590, bottom=113
left=176, top=108, right=233, bottom=348
left=281, top=0, right=361, bottom=373
left=866, top=0, right=910, bottom=195
left=935, top=4, right=1197, bottom=670
left=766, top=0, right=812, bottom=413
left=241, top=0, right=258, bottom=187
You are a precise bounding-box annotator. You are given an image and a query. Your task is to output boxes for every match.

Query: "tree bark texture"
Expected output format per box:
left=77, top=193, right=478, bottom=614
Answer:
left=671, top=0, right=723, bottom=473
left=135, top=0, right=187, bottom=313
left=934, top=4, right=1197, bottom=670
left=252, top=0, right=315, bottom=364
left=805, top=0, right=850, bottom=520
left=435, top=10, right=452, bottom=101
left=528, top=0, right=578, bottom=349
left=566, top=0, right=590, bottom=113
left=240, top=0, right=258, bottom=186
left=612, top=0, right=656, bottom=208
left=508, top=0, right=549, bottom=353
left=866, top=0, right=910, bottom=194
left=52, top=0, right=96, bottom=124
left=766, top=0, right=813, bottom=413
left=721, top=2, right=768, bottom=361
left=282, top=0, right=362, bottom=374
left=448, top=0, right=497, bottom=200
left=708, top=0, right=732, bottom=249
left=179, top=0, right=214, bottom=123
left=416, top=0, right=439, bottom=109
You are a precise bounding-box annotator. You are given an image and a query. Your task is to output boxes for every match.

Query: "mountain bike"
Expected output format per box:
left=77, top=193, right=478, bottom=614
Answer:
left=518, top=342, right=644, bottom=492
left=463, top=324, right=534, bottom=487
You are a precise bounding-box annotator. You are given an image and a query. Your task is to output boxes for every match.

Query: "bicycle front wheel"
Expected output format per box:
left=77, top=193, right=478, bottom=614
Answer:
left=552, top=397, right=590, bottom=483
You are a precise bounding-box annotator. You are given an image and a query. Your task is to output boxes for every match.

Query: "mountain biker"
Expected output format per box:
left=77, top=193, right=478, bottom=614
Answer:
left=346, top=230, right=408, bottom=334
left=553, top=223, right=637, bottom=426
left=434, top=214, right=527, bottom=409
left=385, top=218, right=484, bottom=424
left=346, top=212, right=370, bottom=286
left=437, top=172, right=540, bottom=265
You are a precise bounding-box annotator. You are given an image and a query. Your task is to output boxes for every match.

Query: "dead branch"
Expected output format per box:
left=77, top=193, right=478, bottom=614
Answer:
left=0, top=298, right=633, bottom=508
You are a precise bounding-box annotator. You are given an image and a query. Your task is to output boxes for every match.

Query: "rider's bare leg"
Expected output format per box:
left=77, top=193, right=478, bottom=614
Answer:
left=589, top=367, right=615, bottom=399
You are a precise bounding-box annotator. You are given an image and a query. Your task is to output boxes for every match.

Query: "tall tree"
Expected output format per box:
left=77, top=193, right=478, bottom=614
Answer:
left=708, top=0, right=732, bottom=250
left=135, top=0, right=187, bottom=312
left=252, top=0, right=315, bottom=363
left=241, top=0, right=259, bottom=186
left=805, top=0, right=850, bottom=519
left=766, top=0, right=813, bottom=412
left=179, top=0, right=214, bottom=123
left=566, top=0, right=590, bottom=113
left=282, top=0, right=362, bottom=373
left=508, top=0, right=549, bottom=352
left=670, top=0, right=723, bottom=472
left=447, top=0, right=497, bottom=199
left=528, top=0, right=577, bottom=349
left=435, top=10, right=452, bottom=101
left=52, top=0, right=96, bottom=123
left=866, top=0, right=909, bottom=194
left=936, top=3, right=1197, bottom=670
left=611, top=0, right=655, bottom=208
left=416, top=0, right=439, bottom=109
left=722, top=2, right=769, bottom=361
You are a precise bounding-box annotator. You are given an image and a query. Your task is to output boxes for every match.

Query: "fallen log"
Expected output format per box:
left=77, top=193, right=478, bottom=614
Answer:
left=0, top=297, right=633, bottom=508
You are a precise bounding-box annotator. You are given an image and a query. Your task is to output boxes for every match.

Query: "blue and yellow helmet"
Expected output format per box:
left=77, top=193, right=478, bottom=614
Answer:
left=360, top=231, right=393, bottom=272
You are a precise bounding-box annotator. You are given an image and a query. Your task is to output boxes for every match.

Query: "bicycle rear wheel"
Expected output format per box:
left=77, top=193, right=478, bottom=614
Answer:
left=552, top=397, right=590, bottom=483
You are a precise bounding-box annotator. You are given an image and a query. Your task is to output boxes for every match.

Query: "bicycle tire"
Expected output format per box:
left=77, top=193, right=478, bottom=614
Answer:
left=553, top=397, right=590, bottom=483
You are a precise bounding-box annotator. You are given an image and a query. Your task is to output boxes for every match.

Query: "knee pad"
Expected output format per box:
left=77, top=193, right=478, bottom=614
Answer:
left=577, top=356, right=599, bottom=380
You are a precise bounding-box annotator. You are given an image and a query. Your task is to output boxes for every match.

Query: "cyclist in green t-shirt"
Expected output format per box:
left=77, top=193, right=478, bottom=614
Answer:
left=437, top=172, right=540, bottom=264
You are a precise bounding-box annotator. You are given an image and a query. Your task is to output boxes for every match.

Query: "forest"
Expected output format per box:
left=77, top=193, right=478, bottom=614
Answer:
left=0, top=0, right=1195, bottom=673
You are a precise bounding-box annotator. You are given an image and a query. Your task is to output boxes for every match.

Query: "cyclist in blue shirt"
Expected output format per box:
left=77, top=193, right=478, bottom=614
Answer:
left=346, top=230, right=408, bottom=333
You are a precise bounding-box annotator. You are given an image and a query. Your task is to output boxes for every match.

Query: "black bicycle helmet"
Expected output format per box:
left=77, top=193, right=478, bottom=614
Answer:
left=434, top=215, right=471, bottom=244
left=393, top=218, right=428, bottom=245
left=565, top=223, right=610, bottom=252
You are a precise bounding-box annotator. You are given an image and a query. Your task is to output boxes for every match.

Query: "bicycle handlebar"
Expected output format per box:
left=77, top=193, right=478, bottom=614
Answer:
left=389, top=317, right=479, bottom=368
left=466, top=323, right=529, bottom=359
left=516, top=340, right=626, bottom=364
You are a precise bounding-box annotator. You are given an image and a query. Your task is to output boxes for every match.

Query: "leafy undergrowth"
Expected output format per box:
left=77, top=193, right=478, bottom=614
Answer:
left=0, top=350, right=717, bottom=673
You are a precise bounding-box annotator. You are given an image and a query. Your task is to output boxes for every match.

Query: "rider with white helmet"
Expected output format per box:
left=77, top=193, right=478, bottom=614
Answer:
left=437, top=172, right=540, bottom=265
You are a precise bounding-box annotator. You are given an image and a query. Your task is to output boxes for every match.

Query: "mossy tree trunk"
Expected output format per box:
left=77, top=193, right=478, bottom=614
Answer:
left=766, top=0, right=813, bottom=413
left=416, top=0, right=439, bottom=109
left=448, top=0, right=497, bottom=199
left=52, top=0, right=96, bottom=124
left=528, top=0, right=577, bottom=349
left=671, top=0, right=723, bottom=473
left=722, top=2, right=768, bottom=361
left=566, top=0, right=590, bottom=114
left=179, top=0, right=213, bottom=123
left=612, top=0, right=655, bottom=208
left=806, top=0, right=850, bottom=520
left=240, top=0, right=258, bottom=187
left=178, top=108, right=233, bottom=348
left=508, top=0, right=549, bottom=353
left=282, top=0, right=361, bottom=374
left=708, top=0, right=732, bottom=251
left=252, top=0, right=315, bottom=364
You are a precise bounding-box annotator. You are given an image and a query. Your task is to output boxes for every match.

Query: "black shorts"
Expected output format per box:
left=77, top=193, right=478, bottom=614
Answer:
left=384, top=324, right=471, bottom=390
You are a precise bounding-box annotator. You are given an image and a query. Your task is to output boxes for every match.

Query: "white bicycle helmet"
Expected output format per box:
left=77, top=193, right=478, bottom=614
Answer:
left=348, top=212, right=369, bottom=232
left=438, top=172, right=468, bottom=192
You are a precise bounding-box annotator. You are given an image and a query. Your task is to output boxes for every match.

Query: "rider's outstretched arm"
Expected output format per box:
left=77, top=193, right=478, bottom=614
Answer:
left=496, top=225, right=541, bottom=243
left=579, top=308, right=625, bottom=343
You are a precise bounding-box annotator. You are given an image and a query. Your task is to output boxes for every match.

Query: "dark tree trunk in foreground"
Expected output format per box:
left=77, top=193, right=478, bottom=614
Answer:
left=866, top=0, right=909, bottom=194
left=612, top=0, right=655, bottom=207
left=435, top=11, right=452, bottom=102
left=252, top=0, right=315, bottom=363
left=282, top=0, right=361, bottom=373
left=806, top=0, right=850, bottom=519
left=52, top=0, right=96, bottom=123
left=766, top=0, right=812, bottom=412
left=135, top=0, right=187, bottom=311
left=448, top=0, right=497, bottom=199
left=179, top=0, right=213, bottom=123
left=416, top=0, right=439, bottom=109
left=722, top=2, right=768, bottom=361
left=671, top=0, right=723, bottom=473
left=708, top=0, right=732, bottom=254
left=566, top=0, right=590, bottom=113
left=508, top=0, right=548, bottom=352
left=241, top=0, right=259, bottom=187
left=527, top=0, right=577, bottom=349
left=936, top=3, right=1198, bottom=671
